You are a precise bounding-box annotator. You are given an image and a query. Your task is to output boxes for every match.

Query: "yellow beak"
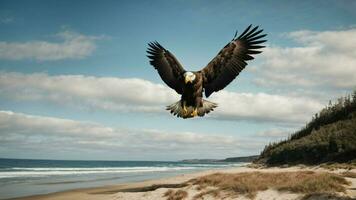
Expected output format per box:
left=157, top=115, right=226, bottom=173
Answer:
left=185, top=76, right=192, bottom=84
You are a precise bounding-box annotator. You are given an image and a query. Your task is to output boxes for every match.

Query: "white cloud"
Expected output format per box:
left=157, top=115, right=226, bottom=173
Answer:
left=0, top=30, right=99, bottom=61
left=0, top=72, right=323, bottom=124
left=0, top=110, right=259, bottom=160
left=210, top=91, right=323, bottom=124
left=0, top=72, right=178, bottom=113
left=252, top=28, right=356, bottom=91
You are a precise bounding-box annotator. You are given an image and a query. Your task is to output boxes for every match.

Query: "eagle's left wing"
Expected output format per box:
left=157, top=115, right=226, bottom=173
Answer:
left=201, top=25, right=267, bottom=97
left=147, top=42, right=186, bottom=94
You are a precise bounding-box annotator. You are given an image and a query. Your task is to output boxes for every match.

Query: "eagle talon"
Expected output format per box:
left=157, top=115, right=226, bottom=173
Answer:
left=191, top=108, right=198, bottom=117
left=183, top=105, right=188, bottom=115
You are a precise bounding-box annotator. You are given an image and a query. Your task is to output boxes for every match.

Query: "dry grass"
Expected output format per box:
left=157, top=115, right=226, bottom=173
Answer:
left=188, top=171, right=350, bottom=199
left=163, top=189, right=188, bottom=200
left=342, top=171, right=356, bottom=178
left=320, top=162, right=356, bottom=170
left=163, top=189, right=174, bottom=197
left=246, top=163, right=266, bottom=169
left=301, top=193, right=355, bottom=200
left=193, top=189, right=220, bottom=200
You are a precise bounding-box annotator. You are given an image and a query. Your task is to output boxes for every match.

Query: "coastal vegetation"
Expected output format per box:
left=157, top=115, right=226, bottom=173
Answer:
left=257, top=90, right=356, bottom=165
left=188, top=171, right=350, bottom=199
left=163, top=189, right=188, bottom=200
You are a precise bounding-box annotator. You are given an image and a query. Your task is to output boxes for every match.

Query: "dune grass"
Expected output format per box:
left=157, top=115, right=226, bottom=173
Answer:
left=192, top=189, right=220, bottom=200
left=320, top=162, right=356, bottom=170
left=163, top=189, right=188, bottom=200
left=342, top=171, right=356, bottom=178
left=301, top=193, right=355, bottom=200
left=188, top=171, right=350, bottom=199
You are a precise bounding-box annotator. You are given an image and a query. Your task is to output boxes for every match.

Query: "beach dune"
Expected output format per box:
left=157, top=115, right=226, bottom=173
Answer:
left=11, top=166, right=356, bottom=200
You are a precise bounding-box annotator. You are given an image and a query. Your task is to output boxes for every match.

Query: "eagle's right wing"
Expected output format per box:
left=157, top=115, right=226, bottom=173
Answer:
left=201, top=25, right=267, bottom=97
left=147, top=42, right=186, bottom=94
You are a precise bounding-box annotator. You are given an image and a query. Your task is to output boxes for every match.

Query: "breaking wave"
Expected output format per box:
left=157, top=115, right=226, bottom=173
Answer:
left=0, top=166, right=197, bottom=178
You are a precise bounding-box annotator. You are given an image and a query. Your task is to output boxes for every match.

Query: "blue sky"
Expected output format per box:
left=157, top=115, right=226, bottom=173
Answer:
left=0, top=0, right=355, bottom=161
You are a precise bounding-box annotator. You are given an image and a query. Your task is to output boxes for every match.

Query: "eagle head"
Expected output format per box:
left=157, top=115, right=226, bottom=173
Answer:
left=184, top=72, right=196, bottom=84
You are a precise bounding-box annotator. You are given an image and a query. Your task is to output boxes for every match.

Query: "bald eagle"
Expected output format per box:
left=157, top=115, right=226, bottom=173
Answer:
left=147, top=25, right=267, bottom=118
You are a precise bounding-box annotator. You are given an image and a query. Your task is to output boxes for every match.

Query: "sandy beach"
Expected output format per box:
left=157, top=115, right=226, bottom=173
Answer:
left=9, top=166, right=356, bottom=200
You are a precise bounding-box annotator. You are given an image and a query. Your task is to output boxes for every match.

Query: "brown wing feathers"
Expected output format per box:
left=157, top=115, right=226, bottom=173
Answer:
left=202, top=25, right=267, bottom=97
left=147, top=41, right=186, bottom=94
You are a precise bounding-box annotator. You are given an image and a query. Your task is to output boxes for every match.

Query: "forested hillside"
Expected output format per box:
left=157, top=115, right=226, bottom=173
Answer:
left=257, top=91, right=356, bottom=165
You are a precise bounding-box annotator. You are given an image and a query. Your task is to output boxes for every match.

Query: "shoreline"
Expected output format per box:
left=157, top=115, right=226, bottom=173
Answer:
left=7, top=167, right=243, bottom=200
left=8, top=166, right=356, bottom=200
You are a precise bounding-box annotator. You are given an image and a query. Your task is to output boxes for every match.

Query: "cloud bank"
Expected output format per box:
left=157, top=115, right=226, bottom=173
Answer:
left=210, top=91, right=322, bottom=123
left=0, top=72, right=323, bottom=124
left=0, top=31, right=99, bottom=61
left=252, top=28, right=356, bottom=91
left=0, top=110, right=259, bottom=160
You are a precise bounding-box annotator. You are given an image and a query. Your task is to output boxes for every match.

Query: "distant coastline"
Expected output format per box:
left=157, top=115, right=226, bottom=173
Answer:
left=181, top=155, right=258, bottom=163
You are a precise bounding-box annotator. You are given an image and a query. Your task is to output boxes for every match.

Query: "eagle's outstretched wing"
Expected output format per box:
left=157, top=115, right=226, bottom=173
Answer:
left=147, top=42, right=186, bottom=94
left=201, top=25, right=267, bottom=97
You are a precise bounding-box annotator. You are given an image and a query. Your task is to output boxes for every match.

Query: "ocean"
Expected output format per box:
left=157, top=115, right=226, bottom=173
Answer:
left=0, top=158, right=245, bottom=199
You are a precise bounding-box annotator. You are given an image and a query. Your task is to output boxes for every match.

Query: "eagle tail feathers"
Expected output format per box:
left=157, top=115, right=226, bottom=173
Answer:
left=198, top=99, right=218, bottom=117
left=166, top=100, right=217, bottom=119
